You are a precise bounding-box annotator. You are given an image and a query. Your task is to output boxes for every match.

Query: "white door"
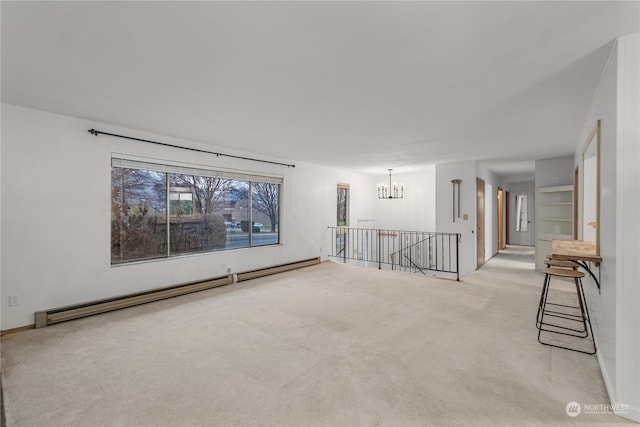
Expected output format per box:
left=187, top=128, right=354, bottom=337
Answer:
left=510, top=191, right=535, bottom=246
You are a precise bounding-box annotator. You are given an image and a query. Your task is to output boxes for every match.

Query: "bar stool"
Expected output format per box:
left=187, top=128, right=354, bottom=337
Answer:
left=536, top=259, right=579, bottom=328
left=537, top=267, right=596, bottom=355
left=536, top=265, right=582, bottom=331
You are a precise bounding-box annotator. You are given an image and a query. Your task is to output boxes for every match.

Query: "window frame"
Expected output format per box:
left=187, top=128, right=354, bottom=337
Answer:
left=111, top=156, right=283, bottom=265
left=337, top=183, right=350, bottom=226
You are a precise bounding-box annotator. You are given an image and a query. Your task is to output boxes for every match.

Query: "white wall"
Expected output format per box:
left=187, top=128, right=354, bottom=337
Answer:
left=578, top=37, right=618, bottom=417
left=614, top=32, right=640, bottom=423
left=0, top=104, right=2, bottom=332
left=432, top=161, right=504, bottom=275
left=476, top=164, right=500, bottom=260
left=435, top=161, right=477, bottom=276
left=0, top=104, right=376, bottom=330
left=576, top=33, right=639, bottom=422
left=534, top=156, right=574, bottom=188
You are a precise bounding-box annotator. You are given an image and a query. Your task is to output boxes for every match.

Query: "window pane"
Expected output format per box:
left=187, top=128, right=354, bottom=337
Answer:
left=220, top=180, right=249, bottom=251
left=168, top=173, right=231, bottom=255
left=337, top=187, right=348, bottom=226
left=251, top=182, right=280, bottom=247
left=111, top=167, right=167, bottom=263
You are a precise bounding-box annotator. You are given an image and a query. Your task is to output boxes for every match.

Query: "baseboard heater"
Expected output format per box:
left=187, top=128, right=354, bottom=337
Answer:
left=35, top=257, right=320, bottom=328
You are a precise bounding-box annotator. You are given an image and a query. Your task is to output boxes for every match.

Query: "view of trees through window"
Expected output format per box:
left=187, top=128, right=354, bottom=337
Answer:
left=111, top=163, right=280, bottom=264
left=337, top=184, right=349, bottom=226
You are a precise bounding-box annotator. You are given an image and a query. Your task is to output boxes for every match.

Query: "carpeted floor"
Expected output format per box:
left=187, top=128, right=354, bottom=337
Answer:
left=0, top=246, right=632, bottom=426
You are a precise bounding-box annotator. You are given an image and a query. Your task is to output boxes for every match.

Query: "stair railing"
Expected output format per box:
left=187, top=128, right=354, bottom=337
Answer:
left=328, top=227, right=460, bottom=281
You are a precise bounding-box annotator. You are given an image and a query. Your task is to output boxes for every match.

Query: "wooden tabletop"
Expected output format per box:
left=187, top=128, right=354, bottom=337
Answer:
left=551, top=240, right=601, bottom=263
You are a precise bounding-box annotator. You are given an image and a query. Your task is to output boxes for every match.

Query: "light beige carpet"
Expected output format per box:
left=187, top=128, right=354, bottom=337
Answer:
left=1, top=246, right=632, bottom=426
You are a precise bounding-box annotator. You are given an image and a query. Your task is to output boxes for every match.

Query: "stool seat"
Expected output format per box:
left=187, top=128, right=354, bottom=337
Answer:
left=544, top=259, right=579, bottom=269
left=543, top=268, right=584, bottom=278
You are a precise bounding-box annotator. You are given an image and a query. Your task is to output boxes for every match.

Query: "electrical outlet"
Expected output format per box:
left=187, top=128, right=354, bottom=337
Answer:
left=9, top=295, right=20, bottom=306
left=227, top=267, right=232, bottom=274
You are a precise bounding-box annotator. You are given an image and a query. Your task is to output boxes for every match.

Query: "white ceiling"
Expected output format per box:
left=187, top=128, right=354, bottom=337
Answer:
left=2, top=1, right=638, bottom=178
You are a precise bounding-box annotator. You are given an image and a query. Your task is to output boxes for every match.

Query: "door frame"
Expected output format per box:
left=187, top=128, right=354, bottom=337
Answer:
left=476, top=177, right=485, bottom=269
left=498, top=187, right=505, bottom=250
left=574, top=165, right=579, bottom=239
left=505, top=191, right=510, bottom=245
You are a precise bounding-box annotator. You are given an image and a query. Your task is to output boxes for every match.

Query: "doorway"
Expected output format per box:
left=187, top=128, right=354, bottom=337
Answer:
left=574, top=166, right=579, bottom=239
left=509, top=190, right=534, bottom=246
left=476, top=177, right=485, bottom=269
left=498, top=187, right=505, bottom=250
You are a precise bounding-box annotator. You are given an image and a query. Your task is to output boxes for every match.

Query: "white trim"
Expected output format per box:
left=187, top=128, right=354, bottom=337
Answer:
left=616, top=405, right=640, bottom=423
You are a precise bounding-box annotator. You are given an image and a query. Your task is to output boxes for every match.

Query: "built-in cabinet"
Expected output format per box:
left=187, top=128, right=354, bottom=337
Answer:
left=535, top=185, right=574, bottom=270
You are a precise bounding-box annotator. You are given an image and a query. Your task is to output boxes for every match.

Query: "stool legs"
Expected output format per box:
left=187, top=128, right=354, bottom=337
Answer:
left=536, top=274, right=586, bottom=335
left=537, top=275, right=596, bottom=355
left=575, top=277, right=597, bottom=354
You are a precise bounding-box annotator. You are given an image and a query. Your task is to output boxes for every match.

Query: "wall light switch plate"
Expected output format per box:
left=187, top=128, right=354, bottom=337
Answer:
left=463, top=214, right=468, bottom=220
left=9, top=295, right=20, bottom=306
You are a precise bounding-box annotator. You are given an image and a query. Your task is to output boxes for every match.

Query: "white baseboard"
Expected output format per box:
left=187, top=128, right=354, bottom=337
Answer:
left=597, top=350, right=616, bottom=405
left=616, top=405, right=640, bottom=423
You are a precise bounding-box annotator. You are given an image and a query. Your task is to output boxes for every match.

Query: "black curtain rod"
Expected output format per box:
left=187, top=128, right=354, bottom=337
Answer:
left=88, top=129, right=295, bottom=168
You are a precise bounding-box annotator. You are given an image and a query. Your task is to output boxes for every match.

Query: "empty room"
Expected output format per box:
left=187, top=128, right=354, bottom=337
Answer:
left=1, top=1, right=639, bottom=426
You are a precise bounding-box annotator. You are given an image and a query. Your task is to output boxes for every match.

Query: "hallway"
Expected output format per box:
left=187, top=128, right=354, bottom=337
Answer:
left=492, top=245, right=536, bottom=271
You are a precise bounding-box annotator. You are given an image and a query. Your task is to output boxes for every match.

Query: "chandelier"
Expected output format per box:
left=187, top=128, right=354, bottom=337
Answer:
left=377, top=169, right=404, bottom=199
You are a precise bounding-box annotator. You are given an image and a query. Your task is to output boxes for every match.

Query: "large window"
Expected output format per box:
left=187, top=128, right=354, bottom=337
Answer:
left=111, top=158, right=281, bottom=264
